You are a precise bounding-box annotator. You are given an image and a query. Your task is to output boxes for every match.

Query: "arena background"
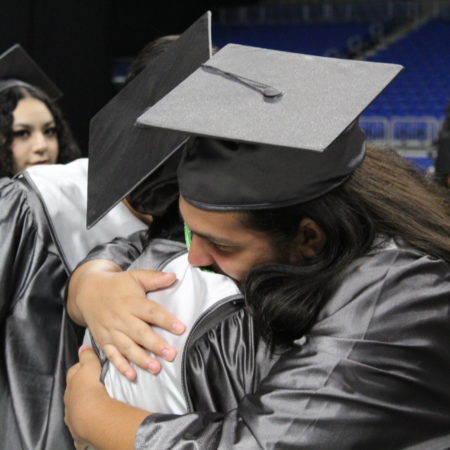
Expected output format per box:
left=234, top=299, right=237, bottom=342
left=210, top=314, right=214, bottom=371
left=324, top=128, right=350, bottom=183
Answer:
left=1, top=0, right=448, bottom=170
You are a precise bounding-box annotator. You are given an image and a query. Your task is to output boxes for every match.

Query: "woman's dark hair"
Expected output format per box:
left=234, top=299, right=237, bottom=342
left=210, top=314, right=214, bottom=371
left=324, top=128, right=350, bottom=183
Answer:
left=124, top=35, right=220, bottom=235
left=0, top=85, right=80, bottom=177
left=146, top=198, right=184, bottom=242
left=242, top=145, right=450, bottom=350
left=125, top=35, right=179, bottom=84
left=125, top=35, right=219, bottom=85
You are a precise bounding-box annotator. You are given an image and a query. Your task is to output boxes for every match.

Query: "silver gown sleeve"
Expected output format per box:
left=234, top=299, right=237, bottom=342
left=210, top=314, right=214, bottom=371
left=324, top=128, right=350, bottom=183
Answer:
left=77, top=229, right=149, bottom=271
left=135, top=245, right=450, bottom=449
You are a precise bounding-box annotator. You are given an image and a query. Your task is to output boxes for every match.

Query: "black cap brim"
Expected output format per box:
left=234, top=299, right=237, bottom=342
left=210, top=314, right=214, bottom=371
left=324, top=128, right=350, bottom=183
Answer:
left=87, top=11, right=212, bottom=228
left=0, top=44, right=62, bottom=100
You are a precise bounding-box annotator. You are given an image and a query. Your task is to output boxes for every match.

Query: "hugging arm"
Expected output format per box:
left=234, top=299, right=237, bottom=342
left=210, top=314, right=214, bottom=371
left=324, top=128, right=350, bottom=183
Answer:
left=65, top=254, right=450, bottom=449
left=66, top=230, right=185, bottom=378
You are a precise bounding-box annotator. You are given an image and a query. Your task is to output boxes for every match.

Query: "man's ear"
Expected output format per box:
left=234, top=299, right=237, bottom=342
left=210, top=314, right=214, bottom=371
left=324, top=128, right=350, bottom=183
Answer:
left=292, top=218, right=326, bottom=260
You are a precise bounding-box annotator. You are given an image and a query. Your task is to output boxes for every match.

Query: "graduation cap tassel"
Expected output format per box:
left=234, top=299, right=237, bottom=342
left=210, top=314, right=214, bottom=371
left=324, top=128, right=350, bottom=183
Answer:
left=201, top=64, right=283, bottom=99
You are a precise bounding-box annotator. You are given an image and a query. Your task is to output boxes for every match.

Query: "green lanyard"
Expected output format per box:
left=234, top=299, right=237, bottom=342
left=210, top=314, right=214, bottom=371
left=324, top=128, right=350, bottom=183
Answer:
left=184, top=222, right=192, bottom=250
left=183, top=222, right=213, bottom=273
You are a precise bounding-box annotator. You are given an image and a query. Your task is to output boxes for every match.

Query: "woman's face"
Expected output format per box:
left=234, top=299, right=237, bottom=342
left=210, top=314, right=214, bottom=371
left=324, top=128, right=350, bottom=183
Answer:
left=10, top=97, right=59, bottom=173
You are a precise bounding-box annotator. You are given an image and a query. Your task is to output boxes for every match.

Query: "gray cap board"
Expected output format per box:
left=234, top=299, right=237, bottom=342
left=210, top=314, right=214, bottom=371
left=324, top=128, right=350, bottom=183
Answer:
left=137, top=44, right=403, bottom=209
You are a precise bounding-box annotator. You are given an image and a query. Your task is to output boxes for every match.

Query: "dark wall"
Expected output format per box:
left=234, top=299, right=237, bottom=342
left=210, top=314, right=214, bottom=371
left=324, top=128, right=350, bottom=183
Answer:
left=0, top=0, right=113, bottom=153
left=0, top=0, right=258, bottom=153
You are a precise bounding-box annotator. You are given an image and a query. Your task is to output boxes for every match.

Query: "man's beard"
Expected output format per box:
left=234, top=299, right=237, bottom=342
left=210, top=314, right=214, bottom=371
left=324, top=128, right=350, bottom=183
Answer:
left=201, top=263, right=244, bottom=291
left=202, top=247, right=294, bottom=294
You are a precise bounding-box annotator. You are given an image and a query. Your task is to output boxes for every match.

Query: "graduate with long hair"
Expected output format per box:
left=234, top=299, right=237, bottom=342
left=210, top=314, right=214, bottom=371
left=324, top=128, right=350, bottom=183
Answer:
left=65, top=45, right=450, bottom=449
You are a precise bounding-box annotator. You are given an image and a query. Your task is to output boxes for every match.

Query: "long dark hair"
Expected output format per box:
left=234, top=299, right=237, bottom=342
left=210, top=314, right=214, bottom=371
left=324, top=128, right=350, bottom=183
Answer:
left=0, top=85, right=80, bottom=177
left=125, top=35, right=179, bottom=84
left=243, top=145, right=450, bottom=350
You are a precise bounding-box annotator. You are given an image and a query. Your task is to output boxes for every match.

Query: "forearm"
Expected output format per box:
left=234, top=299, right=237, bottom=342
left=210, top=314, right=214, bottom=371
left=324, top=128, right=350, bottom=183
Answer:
left=65, top=348, right=152, bottom=450
left=67, top=259, right=122, bottom=326
left=82, top=396, right=150, bottom=450
left=66, top=230, right=148, bottom=326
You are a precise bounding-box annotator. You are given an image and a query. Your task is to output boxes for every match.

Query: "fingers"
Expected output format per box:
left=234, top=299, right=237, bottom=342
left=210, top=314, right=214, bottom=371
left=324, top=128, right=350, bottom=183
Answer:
left=103, top=329, right=168, bottom=377
left=132, top=270, right=176, bottom=292
left=116, top=311, right=178, bottom=359
left=85, top=270, right=186, bottom=338
left=78, top=344, right=91, bottom=355
left=103, top=342, right=163, bottom=378
left=95, top=307, right=177, bottom=357
left=136, top=297, right=186, bottom=336
left=77, top=347, right=100, bottom=367
left=103, top=344, right=138, bottom=379
left=131, top=317, right=178, bottom=361
left=74, top=268, right=187, bottom=377
left=92, top=294, right=183, bottom=365
left=131, top=271, right=186, bottom=333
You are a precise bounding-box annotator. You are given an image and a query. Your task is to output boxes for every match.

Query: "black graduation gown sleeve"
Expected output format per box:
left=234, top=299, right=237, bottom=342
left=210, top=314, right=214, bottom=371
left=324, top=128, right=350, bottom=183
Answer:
left=77, top=229, right=149, bottom=271
left=0, top=178, right=79, bottom=450
left=0, top=168, right=146, bottom=450
left=134, top=243, right=450, bottom=449
left=0, top=179, right=37, bottom=323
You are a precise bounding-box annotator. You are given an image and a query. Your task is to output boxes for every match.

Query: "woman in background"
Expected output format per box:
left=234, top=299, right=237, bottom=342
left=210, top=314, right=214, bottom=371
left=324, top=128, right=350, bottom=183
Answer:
left=0, top=45, right=80, bottom=178
left=0, top=44, right=145, bottom=449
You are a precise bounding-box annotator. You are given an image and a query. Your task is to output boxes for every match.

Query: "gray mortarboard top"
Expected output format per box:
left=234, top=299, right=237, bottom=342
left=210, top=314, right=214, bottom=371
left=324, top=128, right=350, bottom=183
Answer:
left=138, top=44, right=403, bottom=210
left=0, top=44, right=62, bottom=100
left=87, top=11, right=212, bottom=227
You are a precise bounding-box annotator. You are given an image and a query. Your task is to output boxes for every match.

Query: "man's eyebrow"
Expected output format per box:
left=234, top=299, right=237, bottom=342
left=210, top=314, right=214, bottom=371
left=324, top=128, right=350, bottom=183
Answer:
left=190, top=229, right=237, bottom=246
left=178, top=206, right=239, bottom=246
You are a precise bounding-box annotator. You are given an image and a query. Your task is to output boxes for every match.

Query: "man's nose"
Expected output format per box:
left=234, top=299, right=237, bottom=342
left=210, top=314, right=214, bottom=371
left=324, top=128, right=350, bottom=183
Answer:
left=187, top=235, right=214, bottom=267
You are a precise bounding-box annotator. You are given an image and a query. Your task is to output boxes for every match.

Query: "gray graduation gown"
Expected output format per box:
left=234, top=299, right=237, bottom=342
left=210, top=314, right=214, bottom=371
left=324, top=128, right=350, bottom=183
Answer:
left=0, top=159, right=146, bottom=450
left=90, top=237, right=450, bottom=449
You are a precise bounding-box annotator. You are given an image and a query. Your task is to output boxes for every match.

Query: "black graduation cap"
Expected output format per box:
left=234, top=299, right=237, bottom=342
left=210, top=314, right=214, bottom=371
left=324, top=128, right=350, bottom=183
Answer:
left=137, top=44, right=403, bottom=210
left=86, top=11, right=212, bottom=227
left=0, top=44, right=62, bottom=100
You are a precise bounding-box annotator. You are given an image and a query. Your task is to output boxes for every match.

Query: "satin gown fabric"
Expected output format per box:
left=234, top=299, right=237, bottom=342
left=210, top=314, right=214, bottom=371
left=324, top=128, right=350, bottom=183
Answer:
left=85, top=236, right=450, bottom=449
left=135, top=240, right=450, bottom=449
left=0, top=177, right=77, bottom=450
left=0, top=160, right=146, bottom=450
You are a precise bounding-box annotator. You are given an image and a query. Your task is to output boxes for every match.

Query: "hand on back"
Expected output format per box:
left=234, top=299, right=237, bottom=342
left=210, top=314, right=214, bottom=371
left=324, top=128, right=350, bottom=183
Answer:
left=67, top=260, right=185, bottom=379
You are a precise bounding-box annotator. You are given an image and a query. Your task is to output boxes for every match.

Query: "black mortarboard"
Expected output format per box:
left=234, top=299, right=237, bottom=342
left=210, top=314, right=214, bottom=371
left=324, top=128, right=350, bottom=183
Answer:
left=87, top=12, right=212, bottom=227
left=0, top=44, right=62, bottom=100
left=137, top=44, right=403, bottom=210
